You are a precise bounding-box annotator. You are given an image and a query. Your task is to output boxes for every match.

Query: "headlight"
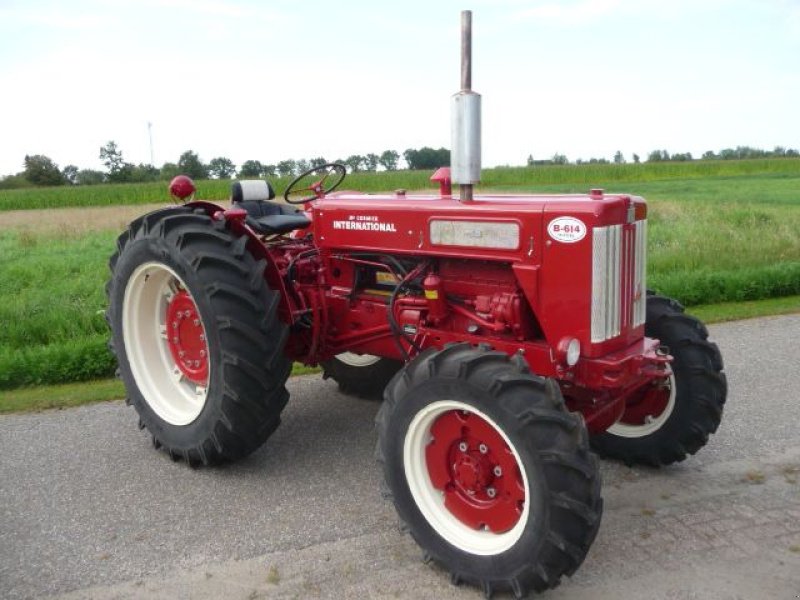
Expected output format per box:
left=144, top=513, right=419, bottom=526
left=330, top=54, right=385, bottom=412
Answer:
left=557, top=337, right=581, bottom=367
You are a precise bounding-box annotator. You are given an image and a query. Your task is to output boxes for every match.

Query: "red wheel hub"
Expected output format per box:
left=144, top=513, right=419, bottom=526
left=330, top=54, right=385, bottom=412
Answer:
left=425, top=410, right=525, bottom=533
left=165, top=291, right=208, bottom=384
left=618, top=378, right=671, bottom=425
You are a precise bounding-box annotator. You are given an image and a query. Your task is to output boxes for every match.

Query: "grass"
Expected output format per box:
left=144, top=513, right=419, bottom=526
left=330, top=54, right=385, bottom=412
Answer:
left=0, top=230, right=117, bottom=388
left=0, top=378, right=125, bottom=414
left=2, top=157, right=799, bottom=211
left=0, top=361, right=321, bottom=414
left=690, top=295, right=800, bottom=323
left=1, top=295, right=794, bottom=414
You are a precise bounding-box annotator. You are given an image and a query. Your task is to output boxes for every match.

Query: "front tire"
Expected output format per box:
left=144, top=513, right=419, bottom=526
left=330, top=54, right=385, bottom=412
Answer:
left=590, top=294, right=727, bottom=466
left=377, top=344, right=602, bottom=597
left=321, top=353, right=402, bottom=399
left=106, top=207, right=292, bottom=465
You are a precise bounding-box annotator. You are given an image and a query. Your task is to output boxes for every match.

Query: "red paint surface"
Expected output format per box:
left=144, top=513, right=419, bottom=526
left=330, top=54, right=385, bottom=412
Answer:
left=425, top=409, right=525, bottom=533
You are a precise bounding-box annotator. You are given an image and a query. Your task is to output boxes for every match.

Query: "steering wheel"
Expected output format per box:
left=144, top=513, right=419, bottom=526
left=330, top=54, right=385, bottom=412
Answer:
left=284, top=163, right=347, bottom=204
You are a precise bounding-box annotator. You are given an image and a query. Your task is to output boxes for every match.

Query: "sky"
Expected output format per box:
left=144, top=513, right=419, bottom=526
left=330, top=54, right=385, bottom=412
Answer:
left=0, top=0, right=798, bottom=176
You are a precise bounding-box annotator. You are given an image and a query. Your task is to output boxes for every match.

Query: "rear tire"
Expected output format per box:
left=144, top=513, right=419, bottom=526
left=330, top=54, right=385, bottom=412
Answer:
left=322, top=353, right=402, bottom=399
left=377, top=344, right=602, bottom=597
left=106, top=207, right=292, bottom=465
left=590, top=294, right=727, bottom=466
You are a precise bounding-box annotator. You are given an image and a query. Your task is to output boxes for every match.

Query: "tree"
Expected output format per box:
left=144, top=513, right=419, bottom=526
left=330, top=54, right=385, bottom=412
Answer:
left=364, top=153, right=379, bottom=172
left=208, top=157, right=236, bottom=179
left=551, top=153, right=568, bottom=165
left=76, top=169, right=106, bottom=185
left=263, top=164, right=277, bottom=177
left=670, top=152, right=693, bottom=162
left=701, top=150, right=716, bottom=160
left=178, top=150, right=208, bottom=179
left=62, top=165, right=79, bottom=185
left=404, top=147, right=450, bottom=170
left=239, top=160, right=265, bottom=177
left=632, top=153, right=640, bottom=164
left=130, top=163, right=159, bottom=182
left=99, top=141, right=125, bottom=173
left=647, top=149, right=669, bottom=162
left=0, top=174, right=31, bottom=189
left=160, top=162, right=181, bottom=180
left=296, top=159, right=310, bottom=174
left=23, top=154, right=65, bottom=186
left=309, top=157, right=327, bottom=168
left=613, top=151, right=625, bottom=164
left=526, top=154, right=535, bottom=167
left=276, top=159, right=297, bottom=177
left=344, top=155, right=365, bottom=172
left=379, top=150, right=399, bottom=171
left=99, top=141, right=135, bottom=182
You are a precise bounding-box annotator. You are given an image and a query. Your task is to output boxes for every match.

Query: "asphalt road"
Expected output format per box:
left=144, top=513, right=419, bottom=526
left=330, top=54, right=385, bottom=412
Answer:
left=2, top=314, right=799, bottom=599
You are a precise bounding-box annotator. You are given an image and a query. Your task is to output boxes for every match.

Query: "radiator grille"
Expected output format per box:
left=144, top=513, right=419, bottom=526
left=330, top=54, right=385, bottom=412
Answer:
left=591, top=220, right=646, bottom=343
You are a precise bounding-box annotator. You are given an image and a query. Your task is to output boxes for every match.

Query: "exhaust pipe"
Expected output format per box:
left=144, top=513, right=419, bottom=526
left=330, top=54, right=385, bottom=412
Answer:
left=451, top=10, right=482, bottom=202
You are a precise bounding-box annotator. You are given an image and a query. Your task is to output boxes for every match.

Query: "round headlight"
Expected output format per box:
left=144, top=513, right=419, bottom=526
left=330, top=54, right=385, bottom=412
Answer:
left=566, top=338, right=581, bottom=366
left=557, top=337, right=581, bottom=367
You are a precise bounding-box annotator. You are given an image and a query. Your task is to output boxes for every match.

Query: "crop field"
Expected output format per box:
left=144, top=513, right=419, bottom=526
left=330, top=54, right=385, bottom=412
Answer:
left=2, top=158, right=800, bottom=211
left=0, top=159, right=798, bottom=389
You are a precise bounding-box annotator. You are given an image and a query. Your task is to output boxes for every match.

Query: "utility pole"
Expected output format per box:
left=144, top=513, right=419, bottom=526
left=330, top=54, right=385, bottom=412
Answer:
left=147, top=121, right=155, bottom=166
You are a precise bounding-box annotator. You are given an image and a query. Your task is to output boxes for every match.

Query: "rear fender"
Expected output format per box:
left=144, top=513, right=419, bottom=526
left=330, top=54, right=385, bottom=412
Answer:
left=185, top=201, right=298, bottom=325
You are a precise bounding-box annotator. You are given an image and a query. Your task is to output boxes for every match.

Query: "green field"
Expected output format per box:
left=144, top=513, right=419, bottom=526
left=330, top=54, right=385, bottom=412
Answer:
left=2, top=158, right=800, bottom=211
left=0, top=159, right=798, bottom=390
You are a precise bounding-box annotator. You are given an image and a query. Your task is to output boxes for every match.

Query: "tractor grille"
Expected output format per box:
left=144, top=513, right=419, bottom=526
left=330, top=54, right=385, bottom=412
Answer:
left=591, top=220, right=647, bottom=343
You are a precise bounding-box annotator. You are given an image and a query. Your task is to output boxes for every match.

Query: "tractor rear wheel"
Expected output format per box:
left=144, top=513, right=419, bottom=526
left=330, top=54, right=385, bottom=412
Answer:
left=106, top=207, right=292, bottom=465
left=321, top=353, right=402, bottom=399
left=590, top=294, right=727, bottom=466
left=377, top=344, right=602, bottom=597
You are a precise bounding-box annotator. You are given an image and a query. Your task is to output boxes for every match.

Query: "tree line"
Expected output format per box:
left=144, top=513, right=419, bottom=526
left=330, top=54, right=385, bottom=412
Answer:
left=0, top=142, right=451, bottom=189
left=3, top=142, right=799, bottom=189
left=528, top=145, right=799, bottom=167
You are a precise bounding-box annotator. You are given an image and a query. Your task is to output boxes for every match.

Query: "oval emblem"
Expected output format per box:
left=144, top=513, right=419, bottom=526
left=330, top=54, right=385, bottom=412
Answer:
left=548, top=217, right=586, bottom=243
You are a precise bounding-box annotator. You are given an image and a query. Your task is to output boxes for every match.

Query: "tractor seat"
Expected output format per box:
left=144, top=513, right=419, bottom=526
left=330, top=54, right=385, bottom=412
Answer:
left=231, top=180, right=311, bottom=235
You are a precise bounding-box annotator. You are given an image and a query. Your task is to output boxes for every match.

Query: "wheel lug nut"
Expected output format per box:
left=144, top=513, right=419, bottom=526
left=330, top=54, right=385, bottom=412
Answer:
left=458, top=442, right=468, bottom=452
left=193, top=319, right=200, bottom=326
left=479, top=443, right=488, bottom=454
left=194, top=360, right=200, bottom=367
left=199, top=334, right=205, bottom=341
left=172, top=322, right=178, bottom=329
left=486, top=487, right=497, bottom=498
left=493, top=466, right=502, bottom=477
left=172, top=337, right=179, bottom=343
left=200, top=350, right=205, bottom=357
left=179, top=351, right=185, bottom=358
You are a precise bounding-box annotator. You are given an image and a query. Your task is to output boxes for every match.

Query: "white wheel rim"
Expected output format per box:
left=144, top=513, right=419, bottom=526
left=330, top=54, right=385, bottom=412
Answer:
left=607, top=373, right=677, bottom=438
left=122, top=262, right=209, bottom=426
left=336, top=352, right=381, bottom=367
left=403, top=400, right=530, bottom=556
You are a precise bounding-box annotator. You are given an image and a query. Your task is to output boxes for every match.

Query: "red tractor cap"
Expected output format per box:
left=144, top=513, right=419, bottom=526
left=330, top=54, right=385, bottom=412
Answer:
left=169, top=175, right=196, bottom=201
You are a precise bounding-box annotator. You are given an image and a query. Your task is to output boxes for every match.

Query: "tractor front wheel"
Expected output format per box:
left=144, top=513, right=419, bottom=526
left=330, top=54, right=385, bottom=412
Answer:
left=322, top=353, right=402, bottom=399
left=590, top=294, right=727, bottom=466
left=106, top=207, right=292, bottom=465
left=377, top=344, right=601, bottom=597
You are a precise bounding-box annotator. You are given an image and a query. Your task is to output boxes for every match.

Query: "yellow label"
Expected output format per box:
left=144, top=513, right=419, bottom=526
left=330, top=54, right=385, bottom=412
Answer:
left=376, top=271, right=399, bottom=285
left=425, top=289, right=439, bottom=300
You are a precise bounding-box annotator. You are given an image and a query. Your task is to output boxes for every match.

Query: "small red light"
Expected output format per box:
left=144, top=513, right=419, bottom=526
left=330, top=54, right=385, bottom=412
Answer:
left=169, top=175, right=196, bottom=202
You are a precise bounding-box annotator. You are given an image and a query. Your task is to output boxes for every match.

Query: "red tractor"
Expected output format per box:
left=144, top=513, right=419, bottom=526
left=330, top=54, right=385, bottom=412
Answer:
left=105, top=12, right=726, bottom=598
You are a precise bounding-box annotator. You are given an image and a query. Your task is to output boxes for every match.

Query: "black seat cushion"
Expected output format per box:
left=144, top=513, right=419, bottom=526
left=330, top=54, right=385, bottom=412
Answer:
left=247, top=213, right=311, bottom=235
left=234, top=200, right=310, bottom=234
